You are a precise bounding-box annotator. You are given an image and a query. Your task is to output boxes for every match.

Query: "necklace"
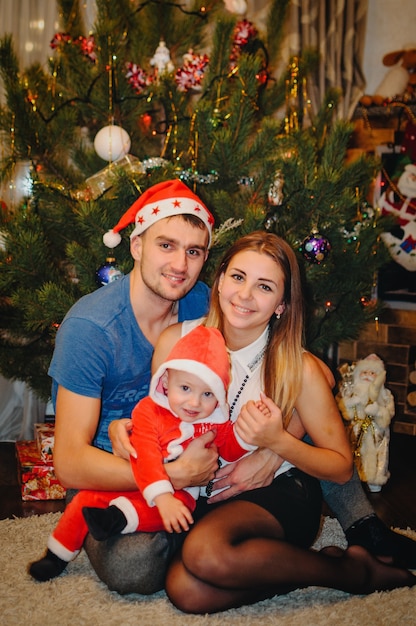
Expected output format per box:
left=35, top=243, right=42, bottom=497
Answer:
left=205, top=332, right=269, bottom=497
left=228, top=342, right=267, bottom=418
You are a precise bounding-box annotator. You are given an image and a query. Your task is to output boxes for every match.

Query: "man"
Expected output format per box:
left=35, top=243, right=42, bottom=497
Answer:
left=50, top=178, right=416, bottom=595
left=50, top=179, right=219, bottom=593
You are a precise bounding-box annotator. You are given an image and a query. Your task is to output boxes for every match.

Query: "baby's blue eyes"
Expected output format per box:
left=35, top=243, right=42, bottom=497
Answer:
left=180, top=386, right=213, bottom=398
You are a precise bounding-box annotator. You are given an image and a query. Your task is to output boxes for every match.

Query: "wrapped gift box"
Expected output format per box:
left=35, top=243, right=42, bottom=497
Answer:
left=15, top=440, right=66, bottom=501
left=34, top=422, right=55, bottom=463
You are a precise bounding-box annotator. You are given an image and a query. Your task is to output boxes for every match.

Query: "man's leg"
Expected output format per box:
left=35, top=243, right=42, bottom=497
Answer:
left=83, top=530, right=180, bottom=594
left=321, top=466, right=373, bottom=531
left=66, top=488, right=181, bottom=594
left=321, top=466, right=416, bottom=568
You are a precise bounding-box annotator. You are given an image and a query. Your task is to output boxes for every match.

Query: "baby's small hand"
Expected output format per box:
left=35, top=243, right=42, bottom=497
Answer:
left=254, top=393, right=272, bottom=418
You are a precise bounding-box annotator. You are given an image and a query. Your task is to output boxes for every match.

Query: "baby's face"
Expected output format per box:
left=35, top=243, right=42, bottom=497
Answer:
left=167, top=369, right=219, bottom=422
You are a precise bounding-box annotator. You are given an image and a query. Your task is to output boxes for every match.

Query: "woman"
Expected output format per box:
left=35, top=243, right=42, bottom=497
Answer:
left=151, top=231, right=415, bottom=614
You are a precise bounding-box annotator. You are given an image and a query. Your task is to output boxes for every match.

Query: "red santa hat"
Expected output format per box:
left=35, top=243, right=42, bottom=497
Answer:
left=150, top=325, right=230, bottom=421
left=103, top=179, right=215, bottom=248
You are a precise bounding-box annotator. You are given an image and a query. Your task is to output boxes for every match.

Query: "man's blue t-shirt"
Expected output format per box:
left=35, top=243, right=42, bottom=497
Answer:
left=48, top=274, right=210, bottom=451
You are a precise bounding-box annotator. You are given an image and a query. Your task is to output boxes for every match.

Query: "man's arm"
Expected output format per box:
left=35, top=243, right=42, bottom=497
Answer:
left=55, top=386, right=219, bottom=491
left=53, top=386, right=137, bottom=490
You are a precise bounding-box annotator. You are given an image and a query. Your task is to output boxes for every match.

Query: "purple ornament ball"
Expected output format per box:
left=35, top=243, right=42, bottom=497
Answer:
left=301, top=233, right=331, bottom=264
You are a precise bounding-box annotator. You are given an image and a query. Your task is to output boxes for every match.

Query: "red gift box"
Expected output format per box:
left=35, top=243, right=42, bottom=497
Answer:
left=15, top=440, right=66, bottom=501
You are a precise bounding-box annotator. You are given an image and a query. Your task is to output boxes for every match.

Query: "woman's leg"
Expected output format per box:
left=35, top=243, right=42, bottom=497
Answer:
left=165, top=501, right=416, bottom=614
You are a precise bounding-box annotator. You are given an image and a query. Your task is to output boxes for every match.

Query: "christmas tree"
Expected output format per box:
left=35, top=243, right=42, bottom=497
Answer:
left=0, top=0, right=391, bottom=400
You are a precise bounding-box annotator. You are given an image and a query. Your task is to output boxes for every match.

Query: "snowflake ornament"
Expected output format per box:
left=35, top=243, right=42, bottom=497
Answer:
left=125, top=62, right=152, bottom=94
left=175, top=49, right=209, bottom=92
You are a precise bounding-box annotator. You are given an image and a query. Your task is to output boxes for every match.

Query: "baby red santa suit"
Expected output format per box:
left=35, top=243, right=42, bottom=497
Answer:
left=46, top=326, right=255, bottom=562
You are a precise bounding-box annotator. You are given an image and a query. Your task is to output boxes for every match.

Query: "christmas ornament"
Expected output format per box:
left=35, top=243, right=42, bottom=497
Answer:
left=301, top=232, right=331, bottom=264
left=94, top=125, right=131, bottom=162
left=233, top=19, right=257, bottom=48
left=95, top=257, right=124, bottom=287
left=230, top=19, right=269, bottom=85
left=263, top=211, right=278, bottom=231
left=142, top=157, right=169, bottom=171
left=343, top=202, right=375, bottom=243
left=0, top=160, right=33, bottom=209
left=175, top=49, right=209, bottom=93
left=50, top=32, right=71, bottom=50
left=125, top=62, right=152, bottom=95
left=138, top=112, right=153, bottom=136
left=223, top=0, right=247, bottom=15
left=150, top=40, right=175, bottom=77
left=74, top=155, right=145, bottom=201
left=76, top=35, right=97, bottom=63
left=179, top=169, right=219, bottom=185
left=268, top=172, right=284, bottom=206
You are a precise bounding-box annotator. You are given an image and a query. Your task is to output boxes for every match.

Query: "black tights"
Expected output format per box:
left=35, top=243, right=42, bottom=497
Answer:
left=165, top=500, right=416, bottom=614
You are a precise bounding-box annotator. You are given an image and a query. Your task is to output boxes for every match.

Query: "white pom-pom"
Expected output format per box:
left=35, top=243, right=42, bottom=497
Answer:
left=103, top=230, right=122, bottom=248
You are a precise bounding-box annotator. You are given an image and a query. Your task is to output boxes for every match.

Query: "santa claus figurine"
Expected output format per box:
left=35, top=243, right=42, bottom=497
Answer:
left=336, top=354, right=395, bottom=492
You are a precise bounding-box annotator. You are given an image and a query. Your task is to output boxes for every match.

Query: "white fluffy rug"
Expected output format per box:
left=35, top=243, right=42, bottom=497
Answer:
left=1, top=513, right=415, bottom=626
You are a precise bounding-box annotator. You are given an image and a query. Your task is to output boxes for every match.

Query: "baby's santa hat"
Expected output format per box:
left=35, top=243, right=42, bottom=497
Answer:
left=103, top=178, right=214, bottom=248
left=150, top=326, right=230, bottom=421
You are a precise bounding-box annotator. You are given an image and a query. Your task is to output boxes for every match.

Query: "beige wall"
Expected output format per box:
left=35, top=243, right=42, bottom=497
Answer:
left=363, top=0, right=416, bottom=95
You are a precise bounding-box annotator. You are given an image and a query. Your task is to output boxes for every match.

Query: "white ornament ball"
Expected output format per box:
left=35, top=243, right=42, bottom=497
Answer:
left=0, top=160, right=33, bottom=208
left=223, top=0, right=247, bottom=15
left=94, top=125, right=131, bottom=162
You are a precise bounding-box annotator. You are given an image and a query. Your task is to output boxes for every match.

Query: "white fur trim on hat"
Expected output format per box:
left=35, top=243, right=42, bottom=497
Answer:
left=103, top=179, right=214, bottom=249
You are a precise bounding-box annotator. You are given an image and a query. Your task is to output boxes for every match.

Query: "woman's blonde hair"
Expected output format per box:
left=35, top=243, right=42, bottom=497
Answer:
left=205, top=231, right=305, bottom=426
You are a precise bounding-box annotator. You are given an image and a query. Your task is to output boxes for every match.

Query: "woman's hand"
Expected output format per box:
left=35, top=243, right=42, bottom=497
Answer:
left=207, top=447, right=282, bottom=503
left=235, top=393, right=287, bottom=450
left=108, top=418, right=137, bottom=459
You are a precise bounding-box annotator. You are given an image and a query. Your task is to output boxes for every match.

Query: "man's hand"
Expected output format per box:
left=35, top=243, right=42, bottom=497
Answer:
left=108, top=418, right=136, bottom=459
left=207, top=447, right=282, bottom=504
left=167, top=430, right=219, bottom=491
left=154, top=493, right=194, bottom=533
